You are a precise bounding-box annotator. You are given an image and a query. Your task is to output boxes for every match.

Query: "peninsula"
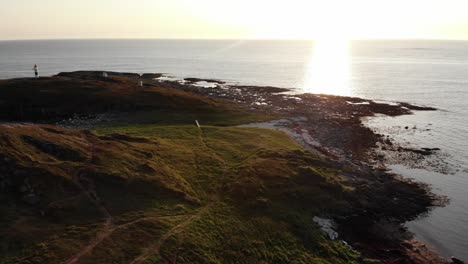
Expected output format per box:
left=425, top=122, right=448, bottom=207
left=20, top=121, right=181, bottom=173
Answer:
left=0, top=71, right=452, bottom=264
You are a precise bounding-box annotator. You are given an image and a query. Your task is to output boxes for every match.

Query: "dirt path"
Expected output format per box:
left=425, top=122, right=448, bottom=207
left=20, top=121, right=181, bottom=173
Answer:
left=64, top=132, right=114, bottom=264
left=65, top=130, right=209, bottom=264
left=64, top=219, right=113, bottom=264
left=64, top=214, right=189, bottom=264
left=130, top=206, right=211, bottom=264
left=197, top=126, right=226, bottom=166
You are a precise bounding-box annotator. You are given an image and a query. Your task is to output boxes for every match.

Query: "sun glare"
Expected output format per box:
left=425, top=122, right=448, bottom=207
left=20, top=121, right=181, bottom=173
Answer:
left=303, top=39, right=351, bottom=96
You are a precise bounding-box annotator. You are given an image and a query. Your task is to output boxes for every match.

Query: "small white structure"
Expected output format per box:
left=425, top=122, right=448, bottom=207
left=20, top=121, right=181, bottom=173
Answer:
left=102, top=72, right=108, bottom=78
left=139, top=80, right=143, bottom=87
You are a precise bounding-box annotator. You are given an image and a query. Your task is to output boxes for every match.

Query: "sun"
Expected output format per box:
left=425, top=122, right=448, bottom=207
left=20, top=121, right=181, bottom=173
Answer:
left=303, top=38, right=352, bottom=96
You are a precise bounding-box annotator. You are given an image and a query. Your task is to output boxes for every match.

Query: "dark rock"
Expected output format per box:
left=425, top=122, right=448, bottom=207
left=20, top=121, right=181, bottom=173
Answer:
left=452, top=257, right=465, bottom=264
left=399, top=102, right=437, bottom=111
left=422, top=148, right=440, bottom=152
left=141, top=73, right=163, bottom=79
left=184, top=77, right=226, bottom=84
left=402, top=147, right=437, bottom=156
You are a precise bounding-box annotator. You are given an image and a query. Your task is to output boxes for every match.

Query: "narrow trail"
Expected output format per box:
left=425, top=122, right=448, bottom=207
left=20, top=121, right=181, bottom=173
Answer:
left=130, top=206, right=212, bottom=264
left=78, top=132, right=113, bottom=220
left=196, top=125, right=233, bottom=196
left=64, top=132, right=114, bottom=264
left=197, top=126, right=226, bottom=166
left=67, top=129, right=212, bottom=264
left=64, top=220, right=113, bottom=264
left=64, top=214, right=189, bottom=264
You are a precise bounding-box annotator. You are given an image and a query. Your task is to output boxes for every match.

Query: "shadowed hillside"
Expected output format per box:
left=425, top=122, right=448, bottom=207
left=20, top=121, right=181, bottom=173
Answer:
left=0, top=72, right=268, bottom=125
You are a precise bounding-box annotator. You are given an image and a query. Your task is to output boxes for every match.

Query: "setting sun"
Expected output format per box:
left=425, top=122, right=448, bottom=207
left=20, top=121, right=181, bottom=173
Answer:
left=303, top=39, right=351, bottom=95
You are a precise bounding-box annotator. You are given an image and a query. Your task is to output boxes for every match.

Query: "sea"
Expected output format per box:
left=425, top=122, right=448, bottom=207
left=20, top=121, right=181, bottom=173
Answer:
left=0, top=39, right=467, bottom=261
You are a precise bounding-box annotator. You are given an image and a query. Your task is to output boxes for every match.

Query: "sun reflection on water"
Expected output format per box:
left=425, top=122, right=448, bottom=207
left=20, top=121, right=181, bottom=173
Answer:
left=303, top=39, right=351, bottom=96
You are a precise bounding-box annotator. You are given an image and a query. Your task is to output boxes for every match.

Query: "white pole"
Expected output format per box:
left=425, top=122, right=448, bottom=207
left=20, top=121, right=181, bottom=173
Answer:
left=195, top=120, right=200, bottom=128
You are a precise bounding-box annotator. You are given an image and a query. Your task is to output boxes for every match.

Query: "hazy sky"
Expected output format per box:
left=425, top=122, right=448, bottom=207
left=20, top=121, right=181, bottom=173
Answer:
left=1, top=0, right=468, bottom=40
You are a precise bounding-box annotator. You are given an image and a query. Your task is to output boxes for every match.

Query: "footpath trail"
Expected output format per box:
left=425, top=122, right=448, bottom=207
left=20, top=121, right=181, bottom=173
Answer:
left=64, top=220, right=113, bottom=264
left=65, top=132, right=114, bottom=264
left=130, top=205, right=212, bottom=264
left=64, top=214, right=191, bottom=264
left=65, top=130, right=212, bottom=264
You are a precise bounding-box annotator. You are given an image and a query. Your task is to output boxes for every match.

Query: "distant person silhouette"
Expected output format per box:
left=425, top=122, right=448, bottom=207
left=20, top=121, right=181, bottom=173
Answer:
left=33, top=64, right=38, bottom=78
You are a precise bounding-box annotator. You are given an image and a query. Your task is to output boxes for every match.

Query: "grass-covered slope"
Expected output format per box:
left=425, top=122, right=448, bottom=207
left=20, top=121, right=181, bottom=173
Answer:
left=0, top=122, right=369, bottom=264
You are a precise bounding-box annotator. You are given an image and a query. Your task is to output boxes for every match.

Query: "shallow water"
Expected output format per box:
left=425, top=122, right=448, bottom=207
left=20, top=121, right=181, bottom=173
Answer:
left=365, top=113, right=468, bottom=260
left=0, top=39, right=467, bottom=260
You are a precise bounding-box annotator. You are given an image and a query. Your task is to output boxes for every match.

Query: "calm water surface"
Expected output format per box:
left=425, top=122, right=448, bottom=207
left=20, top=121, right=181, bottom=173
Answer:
left=0, top=39, right=467, bottom=260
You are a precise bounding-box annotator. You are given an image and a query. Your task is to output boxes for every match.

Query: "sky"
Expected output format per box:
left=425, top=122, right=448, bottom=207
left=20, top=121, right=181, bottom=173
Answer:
left=1, top=0, right=468, bottom=40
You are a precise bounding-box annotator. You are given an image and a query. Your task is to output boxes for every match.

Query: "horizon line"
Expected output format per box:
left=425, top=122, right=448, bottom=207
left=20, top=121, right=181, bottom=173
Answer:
left=1, top=37, right=468, bottom=42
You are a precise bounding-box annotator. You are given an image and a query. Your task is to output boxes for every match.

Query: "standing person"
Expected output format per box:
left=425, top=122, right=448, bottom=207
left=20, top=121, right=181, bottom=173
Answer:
left=33, top=64, right=38, bottom=78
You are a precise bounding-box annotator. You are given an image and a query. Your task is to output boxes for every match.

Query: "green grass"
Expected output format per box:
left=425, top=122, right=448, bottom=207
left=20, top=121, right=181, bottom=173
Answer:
left=0, top=123, right=369, bottom=263
left=106, top=110, right=276, bottom=127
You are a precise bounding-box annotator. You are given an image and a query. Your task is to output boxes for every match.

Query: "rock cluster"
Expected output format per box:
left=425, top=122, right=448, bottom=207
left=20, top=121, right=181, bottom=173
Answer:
left=0, top=155, right=40, bottom=205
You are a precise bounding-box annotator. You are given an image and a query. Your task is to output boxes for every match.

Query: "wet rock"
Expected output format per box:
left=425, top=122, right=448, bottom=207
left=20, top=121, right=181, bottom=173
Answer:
left=184, top=77, right=226, bottom=84
left=422, top=147, right=440, bottom=152
left=141, top=73, right=163, bottom=79
left=402, top=147, right=439, bottom=156
left=451, top=257, right=465, bottom=264
left=399, top=102, right=437, bottom=111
